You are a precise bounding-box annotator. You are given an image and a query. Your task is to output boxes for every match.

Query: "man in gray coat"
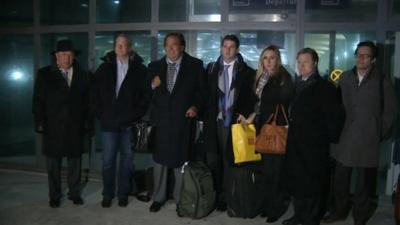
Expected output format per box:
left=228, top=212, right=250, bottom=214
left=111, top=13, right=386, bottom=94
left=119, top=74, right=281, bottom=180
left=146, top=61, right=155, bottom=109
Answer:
left=324, top=41, right=398, bottom=225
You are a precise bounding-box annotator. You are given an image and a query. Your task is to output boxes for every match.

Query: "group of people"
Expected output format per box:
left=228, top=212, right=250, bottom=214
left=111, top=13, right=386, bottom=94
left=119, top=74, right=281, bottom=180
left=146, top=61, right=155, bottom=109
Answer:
left=32, top=32, right=398, bottom=225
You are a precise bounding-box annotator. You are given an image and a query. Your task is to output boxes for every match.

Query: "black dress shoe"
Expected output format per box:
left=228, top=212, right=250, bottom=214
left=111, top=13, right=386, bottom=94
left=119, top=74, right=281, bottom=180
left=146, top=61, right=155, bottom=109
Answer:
left=68, top=196, right=84, bottom=205
left=101, top=198, right=112, bottom=208
left=266, top=216, right=279, bottom=223
left=216, top=201, right=227, bottom=212
left=118, top=197, right=129, bottom=207
left=49, top=199, right=60, bottom=208
left=282, top=216, right=302, bottom=225
left=354, top=220, right=366, bottom=225
left=136, top=194, right=151, bottom=202
left=322, top=212, right=349, bottom=223
left=149, top=201, right=163, bottom=212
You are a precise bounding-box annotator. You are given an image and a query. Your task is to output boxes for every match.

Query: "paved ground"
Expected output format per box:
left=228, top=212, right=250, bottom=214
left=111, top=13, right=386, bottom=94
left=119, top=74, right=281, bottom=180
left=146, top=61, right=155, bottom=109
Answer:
left=0, top=169, right=396, bottom=225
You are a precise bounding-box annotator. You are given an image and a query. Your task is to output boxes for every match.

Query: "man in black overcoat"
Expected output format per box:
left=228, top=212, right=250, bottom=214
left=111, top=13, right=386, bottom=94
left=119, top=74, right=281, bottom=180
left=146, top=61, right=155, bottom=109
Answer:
left=282, top=48, right=344, bottom=225
left=32, top=40, right=92, bottom=208
left=147, top=32, right=206, bottom=212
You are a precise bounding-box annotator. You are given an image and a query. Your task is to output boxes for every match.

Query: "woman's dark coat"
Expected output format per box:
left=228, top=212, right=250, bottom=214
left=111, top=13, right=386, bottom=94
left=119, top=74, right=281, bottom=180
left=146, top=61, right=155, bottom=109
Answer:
left=148, top=52, right=206, bottom=168
left=32, top=62, right=91, bottom=157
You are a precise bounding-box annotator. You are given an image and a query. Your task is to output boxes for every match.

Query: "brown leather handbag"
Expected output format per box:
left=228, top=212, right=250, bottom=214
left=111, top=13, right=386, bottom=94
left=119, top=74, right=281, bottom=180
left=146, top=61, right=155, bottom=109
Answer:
left=255, top=104, right=289, bottom=154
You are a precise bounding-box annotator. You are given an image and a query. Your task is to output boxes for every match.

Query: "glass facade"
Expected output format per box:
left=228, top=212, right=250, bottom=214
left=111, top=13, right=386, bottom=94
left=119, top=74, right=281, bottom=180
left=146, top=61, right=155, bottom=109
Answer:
left=0, top=0, right=33, bottom=27
left=0, top=0, right=399, bottom=197
left=40, top=0, right=89, bottom=25
left=96, top=0, right=151, bottom=23
left=0, top=34, right=35, bottom=165
left=159, top=0, right=221, bottom=22
left=305, top=32, right=376, bottom=77
left=305, top=0, right=377, bottom=22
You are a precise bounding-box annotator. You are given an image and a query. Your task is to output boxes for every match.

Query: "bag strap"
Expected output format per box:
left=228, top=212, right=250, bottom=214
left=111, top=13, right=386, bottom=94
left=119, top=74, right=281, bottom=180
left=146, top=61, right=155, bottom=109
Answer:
left=279, top=104, right=289, bottom=125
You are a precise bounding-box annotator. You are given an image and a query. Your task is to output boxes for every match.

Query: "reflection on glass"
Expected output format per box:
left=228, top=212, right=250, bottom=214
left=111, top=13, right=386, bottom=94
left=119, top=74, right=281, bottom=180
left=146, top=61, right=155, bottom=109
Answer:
left=0, top=0, right=33, bottom=27
left=305, top=0, right=376, bottom=22
left=96, top=0, right=151, bottom=23
left=41, top=33, right=88, bottom=69
left=0, top=34, right=35, bottom=163
left=236, top=31, right=296, bottom=72
left=335, top=32, right=376, bottom=71
left=95, top=31, right=151, bottom=67
left=304, top=33, right=330, bottom=76
left=196, top=32, right=221, bottom=65
left=305, top=32, right=376, bottom=77
left=40, top=0, right=89, bottom=25
left=159, top=0, right=221, bottom=22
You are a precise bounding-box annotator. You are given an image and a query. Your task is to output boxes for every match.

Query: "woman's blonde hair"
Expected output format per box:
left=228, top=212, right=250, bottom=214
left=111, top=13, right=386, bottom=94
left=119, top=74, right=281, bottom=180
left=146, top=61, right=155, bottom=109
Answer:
left=256, top=45, right=283, bottom=81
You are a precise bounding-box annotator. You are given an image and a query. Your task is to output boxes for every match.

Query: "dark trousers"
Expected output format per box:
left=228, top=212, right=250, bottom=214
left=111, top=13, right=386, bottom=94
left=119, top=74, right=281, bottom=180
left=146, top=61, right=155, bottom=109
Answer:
left=332, top=161, right=378, bottom=223
left=293, top=195, right=326, bottom=225
left=101, top=128, right=135, bottom=199
left=261, top=154, right=290, bottom=218
left=206, top=120, right=230, bottom=204
left=46, top=156, right=81, bottom=200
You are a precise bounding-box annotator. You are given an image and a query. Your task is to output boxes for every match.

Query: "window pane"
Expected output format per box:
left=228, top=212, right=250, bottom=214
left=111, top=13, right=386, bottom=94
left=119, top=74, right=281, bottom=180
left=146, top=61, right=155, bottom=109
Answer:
left=229, top=0, right=296, bottom=22
left=40, top=0, right=89, bottom=25
left=304, top=33, right=330, bottom=76
left=96, top=0, right=151, bottom=23
left=335, top=32, right=376, bottom=70
left=393, top=0, right=400, bottom=19
left=305, top=32, right=376, bottom=77
left=159, top=0, right=221, bottom=22
left=95, top=31, right=151, bottom=67
left=0, top=34, right=35, bottom=165
left=156, top=31, right=221, bottom=66
left=0, top=0, right=33, bottom=27
left=197, top=32, right=221, bottom=65
left=41, top=33, right=88, bottom=69
left=305, top=0, right=377, bottom=22
left=235, top=31, right=297, bottom=72
left=395, top=0, right=400, bottom=14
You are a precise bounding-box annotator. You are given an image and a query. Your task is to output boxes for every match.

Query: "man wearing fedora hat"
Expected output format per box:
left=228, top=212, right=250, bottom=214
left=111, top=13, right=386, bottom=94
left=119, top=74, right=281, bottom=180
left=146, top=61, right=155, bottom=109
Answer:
left=33, top=39, right=92, bottom=208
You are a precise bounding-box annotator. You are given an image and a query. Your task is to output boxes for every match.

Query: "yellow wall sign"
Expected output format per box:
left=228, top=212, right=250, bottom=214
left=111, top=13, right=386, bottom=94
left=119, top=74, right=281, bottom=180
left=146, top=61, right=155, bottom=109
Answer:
left=330, top=69, right=343, bottom=82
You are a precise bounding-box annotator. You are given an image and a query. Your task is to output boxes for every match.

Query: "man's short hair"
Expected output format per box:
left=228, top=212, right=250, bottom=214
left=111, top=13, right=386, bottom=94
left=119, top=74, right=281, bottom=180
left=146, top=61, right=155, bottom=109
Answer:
left=114, top=33, right=132, bottom=48
left=221, top=34, right=240, bottom=48
left=354, top=41, right=377, bottom=59
left=163, top=32, right=186, bottom=49
left=297, top=47, right=319, bottom=64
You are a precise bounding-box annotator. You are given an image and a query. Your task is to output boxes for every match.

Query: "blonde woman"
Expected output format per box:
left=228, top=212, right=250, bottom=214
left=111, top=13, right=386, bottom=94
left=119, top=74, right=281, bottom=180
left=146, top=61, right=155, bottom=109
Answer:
left=254, top=45, right=294, bottom=223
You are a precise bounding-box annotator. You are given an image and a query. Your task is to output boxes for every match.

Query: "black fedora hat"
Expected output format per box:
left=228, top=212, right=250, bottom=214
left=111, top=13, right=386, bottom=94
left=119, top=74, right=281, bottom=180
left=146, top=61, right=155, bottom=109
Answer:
left=51, top=39, right=81, bottom=55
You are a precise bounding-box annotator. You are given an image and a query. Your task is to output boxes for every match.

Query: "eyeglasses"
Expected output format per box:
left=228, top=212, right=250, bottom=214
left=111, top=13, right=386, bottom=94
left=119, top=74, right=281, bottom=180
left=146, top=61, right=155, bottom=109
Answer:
left=355, top=53, right=372, bottom=59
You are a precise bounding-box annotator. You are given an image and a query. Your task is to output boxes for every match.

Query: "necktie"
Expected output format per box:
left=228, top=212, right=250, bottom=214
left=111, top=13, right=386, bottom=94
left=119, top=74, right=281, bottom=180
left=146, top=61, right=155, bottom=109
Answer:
left=61, top=70, right=69, bottom=85
left=167, top=63, right=177, bottom=92
left=222, top=65, right=231, bottom=127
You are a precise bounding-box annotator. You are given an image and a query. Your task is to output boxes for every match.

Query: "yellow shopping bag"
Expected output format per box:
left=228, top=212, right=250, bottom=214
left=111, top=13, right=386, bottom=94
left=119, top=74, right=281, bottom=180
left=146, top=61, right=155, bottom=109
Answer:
left=231, top=123, right=262, bottom=164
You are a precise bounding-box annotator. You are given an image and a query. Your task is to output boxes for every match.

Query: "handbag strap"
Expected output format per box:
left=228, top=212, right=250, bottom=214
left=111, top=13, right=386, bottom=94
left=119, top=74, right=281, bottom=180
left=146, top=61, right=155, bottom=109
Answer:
left=267, top=104, right=289, bottom=125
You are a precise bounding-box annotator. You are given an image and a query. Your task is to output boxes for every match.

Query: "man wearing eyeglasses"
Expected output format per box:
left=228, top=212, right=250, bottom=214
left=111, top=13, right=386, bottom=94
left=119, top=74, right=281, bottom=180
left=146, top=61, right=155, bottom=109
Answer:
left=325, top=41, right=398, bottom=225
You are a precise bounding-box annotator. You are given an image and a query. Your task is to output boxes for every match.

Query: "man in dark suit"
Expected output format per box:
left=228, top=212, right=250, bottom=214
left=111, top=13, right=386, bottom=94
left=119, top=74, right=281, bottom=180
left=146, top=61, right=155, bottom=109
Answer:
left=32, top=39, right=92, bottom=208
left=148, top=32, right=206, bottom=212
left=203, top=34, right=257, bottom=212
left=94, top=34, right=151, bottom=208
